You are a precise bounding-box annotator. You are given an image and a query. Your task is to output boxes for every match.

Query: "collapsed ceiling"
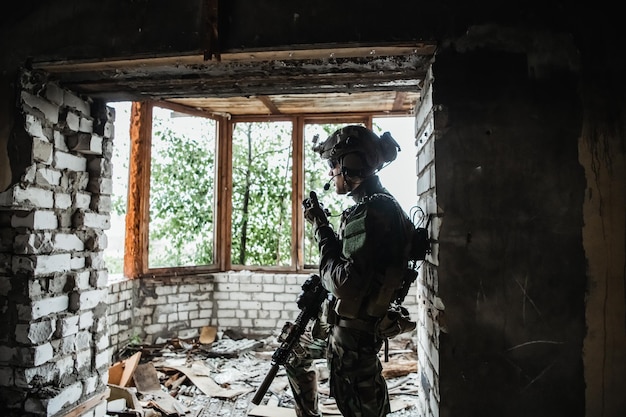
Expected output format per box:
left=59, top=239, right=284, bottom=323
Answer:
left=32, top=42, right=436, bottom=117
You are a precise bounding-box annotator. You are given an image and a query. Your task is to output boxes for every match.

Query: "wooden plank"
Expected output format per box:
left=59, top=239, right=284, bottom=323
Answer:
left=134, top=362, right=190, bottom=416
left=169, top=362, right=253, bottom=399
left=34, top=43, right=437, bottom=72
left=62, top=388, right=109, bottom=417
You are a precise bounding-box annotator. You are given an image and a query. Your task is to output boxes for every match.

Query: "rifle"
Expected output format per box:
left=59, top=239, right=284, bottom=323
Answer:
left=251, top=274, right=328, bottom=405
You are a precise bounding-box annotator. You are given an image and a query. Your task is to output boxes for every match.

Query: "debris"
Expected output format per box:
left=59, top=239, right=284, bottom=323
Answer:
left=106, top=332, right=419, bottom=417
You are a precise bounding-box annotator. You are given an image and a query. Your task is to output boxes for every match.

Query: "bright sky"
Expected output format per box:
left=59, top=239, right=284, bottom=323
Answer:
left=374, top=116, right=417, bottom=214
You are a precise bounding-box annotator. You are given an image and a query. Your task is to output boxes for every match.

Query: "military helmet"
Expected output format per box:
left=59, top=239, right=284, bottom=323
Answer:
left=312, top=125, right=400, bottom=176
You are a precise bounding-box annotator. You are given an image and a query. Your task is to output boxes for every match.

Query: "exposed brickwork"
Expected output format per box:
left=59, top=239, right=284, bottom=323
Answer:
left=413, top=67, right=441, bottom=417
left=0, top=70, right=112, bottom=417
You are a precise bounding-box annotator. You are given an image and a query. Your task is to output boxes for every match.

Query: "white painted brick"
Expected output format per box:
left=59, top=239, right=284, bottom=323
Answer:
left=15, top=319, right=56, bottom=344
left=88, top=252, right=106, bottom=269
left=75, top=191, right=91, bottom=209
left=17, top=362, right=56, bottom=387
left=12, top=210, right=57, bottom=229
left=21, top=91, right=59, bottom=124
left=24, top=113, right=44, bottom=137
left=35, top=167, right=61, bottom=187
left=85, top=231, right=108, bottom=251
left=87, top=177, right=113, bottom=195
left=45, top=83, right=64, bottom=106
left=91, top=269, right=108, bottom=287
left=262, top=301, right=284, bottom=310
left=68, top=133, right=102, bottom=155
left=54, top=233, right=84, bottom=251
left=91, top=401, right=108, bottom=417
left=13, top=232, right=53, bottom=255
left=56, top=355, right=75, bottom=383
left=13, top=186, right=54, bottom=208
left=54, top=130, right=69, bottom=151
left=60, top=109, right=81, bottom=132
left=13, top=253, right=71, bottom=275
left=70, top=255, right=86, bottom=270
left=167, top=293, right=189, bottom=303
left=19, top=343, right=53, bottom=366
left=87, top=157, right=110, bottom=177
left=240, top=301, right=262, bottom=310
left=102, top=121, right=114, bottom=139
left=75, top=330, right=91, bottom=351
left=19, top=295, right=69, bottom=320
left=79, top=117, right=94, bottom=134
left=95, top=348, right=110, bottom=369
left=261, top=283, right=284, bottom=293
left=39, top=381, right=83, bottom=415
left=54, top=150, right=87, bottom=172
left=55, top=192, right=72, bottom=209
left=32, top=137, right=53, bottom=164
left=76, top=348, right=91, bottom=371
left=58, top=314, right=80, bottom=337
left=80, top=310, right=94, bottom=330
left=27, top=279, right=45, bottom=298
left=64, top=91, right=91, bottom=116
left=79, top=288, right=108, bottom=310
left=73, top=211, right=110, bottom=230
left=90, top=195, right=111, bottom=212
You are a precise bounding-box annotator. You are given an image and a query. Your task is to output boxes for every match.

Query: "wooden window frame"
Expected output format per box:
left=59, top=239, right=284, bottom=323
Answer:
left=123, top=100, right=373, bottom=278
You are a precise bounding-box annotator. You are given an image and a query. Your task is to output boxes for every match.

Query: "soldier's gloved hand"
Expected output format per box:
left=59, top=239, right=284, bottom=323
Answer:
left=302, top=191, right=329, bottom=229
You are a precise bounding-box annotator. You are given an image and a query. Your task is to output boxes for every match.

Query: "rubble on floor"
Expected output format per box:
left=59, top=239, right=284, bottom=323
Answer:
left=106, top=328, right=419, bottom=417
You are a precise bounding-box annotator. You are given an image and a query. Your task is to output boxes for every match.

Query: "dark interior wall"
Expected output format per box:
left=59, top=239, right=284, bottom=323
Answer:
left=433, top=48, right=586, bottom=416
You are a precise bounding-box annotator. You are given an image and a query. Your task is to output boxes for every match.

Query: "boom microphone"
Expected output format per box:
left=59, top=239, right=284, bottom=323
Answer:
left=323, top=173, right=341, bottom=191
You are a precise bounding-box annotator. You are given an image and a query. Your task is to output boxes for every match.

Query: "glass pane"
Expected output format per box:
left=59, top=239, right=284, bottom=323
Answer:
left=302, top=123, right=353, bottom=266
left=231, top=121, right=293, bottom=267
left=149, top=106, right=216, bottom=268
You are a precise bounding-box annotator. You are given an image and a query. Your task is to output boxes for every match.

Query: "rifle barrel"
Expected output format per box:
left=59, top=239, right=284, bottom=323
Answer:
left=251, top=363, right=279, bottom=405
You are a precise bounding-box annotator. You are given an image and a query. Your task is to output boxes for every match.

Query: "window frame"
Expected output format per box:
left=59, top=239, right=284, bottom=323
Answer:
left=123, top=100, right=376, bottom=278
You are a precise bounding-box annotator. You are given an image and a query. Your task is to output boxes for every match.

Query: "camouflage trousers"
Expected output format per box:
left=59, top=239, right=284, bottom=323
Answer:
left=285, top=331, right=327, bottom=417
left=286, top=325, right=390, bottom=417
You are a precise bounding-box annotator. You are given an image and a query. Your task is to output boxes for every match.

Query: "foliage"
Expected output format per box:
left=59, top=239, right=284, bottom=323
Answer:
left=231, top=121, right=293, bottom=266
left=148, top=110, right=216, bottom=267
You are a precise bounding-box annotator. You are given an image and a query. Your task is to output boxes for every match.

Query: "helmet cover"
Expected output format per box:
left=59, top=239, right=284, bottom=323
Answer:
left=312, top=125, right=400, bottom=175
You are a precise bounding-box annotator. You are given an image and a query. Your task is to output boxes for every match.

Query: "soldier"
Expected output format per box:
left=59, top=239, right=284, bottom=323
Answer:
left=289, top=125, right=413, bottom=417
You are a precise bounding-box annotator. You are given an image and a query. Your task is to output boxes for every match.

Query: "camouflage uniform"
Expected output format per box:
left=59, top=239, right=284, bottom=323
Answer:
left=291, top=174, right=410, bottom=417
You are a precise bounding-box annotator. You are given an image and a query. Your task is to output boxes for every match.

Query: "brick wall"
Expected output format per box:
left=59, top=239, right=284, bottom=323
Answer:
left=107, top=272, right=420, bottom=357
left=0, top=70, right=112, bottom=417
left=413, top=67, right=441, bottom=417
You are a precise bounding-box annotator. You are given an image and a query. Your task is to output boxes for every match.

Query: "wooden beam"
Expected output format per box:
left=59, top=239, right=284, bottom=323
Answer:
left=392, top=91, right=408, bottom=112
left=62, top=388, right=110, bottom=417
left=34, top=42, right=436, bottom=73
left=124, top=102, right=152, bottom=278
left=257, top=96, right=281, bottom=115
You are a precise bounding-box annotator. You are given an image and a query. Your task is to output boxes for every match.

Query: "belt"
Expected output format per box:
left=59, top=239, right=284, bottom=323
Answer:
left=336, top=317, right=378, bottom=333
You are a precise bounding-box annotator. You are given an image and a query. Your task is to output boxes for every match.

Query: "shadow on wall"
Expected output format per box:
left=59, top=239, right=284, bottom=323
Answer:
left=0, top=81, right=11, bottom=192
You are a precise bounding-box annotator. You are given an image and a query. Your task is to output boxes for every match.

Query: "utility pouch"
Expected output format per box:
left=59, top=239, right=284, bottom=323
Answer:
left=341, top=205, right=368, bottom=260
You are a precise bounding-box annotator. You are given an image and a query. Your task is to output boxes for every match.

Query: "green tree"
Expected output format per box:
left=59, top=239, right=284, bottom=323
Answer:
left=149, top=112, right=216, bottom=267
left=231, top=121, right=292, bottom=266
